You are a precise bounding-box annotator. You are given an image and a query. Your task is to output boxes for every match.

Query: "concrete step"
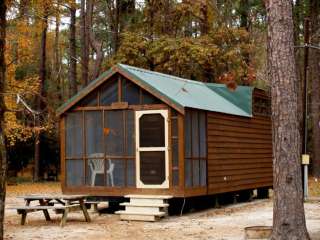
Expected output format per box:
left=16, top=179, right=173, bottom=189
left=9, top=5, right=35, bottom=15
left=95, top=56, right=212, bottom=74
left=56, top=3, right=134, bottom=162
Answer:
left=131, top=198, right=165, bottom=205
left=118, top=214, right=158, bottom=222
left=120, top=202, right=169, bottom=208
left=117, top=195, right=172, bottom=222
left=125, top=195, right=173, bottom=199
left=116, top=210, right=166, bottom=216
left=116, top=210, right=166, bottom=221
left=123, top=206, right=164, bottom=214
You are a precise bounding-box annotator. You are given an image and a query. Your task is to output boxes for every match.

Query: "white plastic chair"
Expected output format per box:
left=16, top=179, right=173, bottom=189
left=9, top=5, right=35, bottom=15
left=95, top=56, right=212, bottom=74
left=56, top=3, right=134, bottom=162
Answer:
left=89, top=154, right=115, bottom=187
left=89, top=153, right=104, bottom=186
left=106, top=159, right=115, bottom=187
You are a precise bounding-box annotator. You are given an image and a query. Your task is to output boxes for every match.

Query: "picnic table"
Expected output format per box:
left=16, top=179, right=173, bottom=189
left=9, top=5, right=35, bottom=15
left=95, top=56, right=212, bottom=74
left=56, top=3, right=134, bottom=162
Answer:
left=10, top=194, right=91, bottom=227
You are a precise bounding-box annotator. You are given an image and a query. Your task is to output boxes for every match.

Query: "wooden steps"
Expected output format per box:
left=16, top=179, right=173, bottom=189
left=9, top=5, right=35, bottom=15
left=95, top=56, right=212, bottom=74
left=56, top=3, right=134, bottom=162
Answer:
left=116, top=195, right=172, bottom=222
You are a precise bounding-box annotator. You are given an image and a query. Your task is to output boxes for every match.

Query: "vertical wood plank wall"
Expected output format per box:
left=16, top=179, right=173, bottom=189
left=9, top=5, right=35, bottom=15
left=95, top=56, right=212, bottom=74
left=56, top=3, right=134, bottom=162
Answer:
left=207, top=112, right=272, bottom=194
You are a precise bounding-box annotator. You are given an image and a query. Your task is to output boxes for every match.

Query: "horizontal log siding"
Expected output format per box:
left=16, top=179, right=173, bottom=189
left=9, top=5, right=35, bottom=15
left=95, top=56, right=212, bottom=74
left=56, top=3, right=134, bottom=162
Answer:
left=207, top=112, right=272, bottom=194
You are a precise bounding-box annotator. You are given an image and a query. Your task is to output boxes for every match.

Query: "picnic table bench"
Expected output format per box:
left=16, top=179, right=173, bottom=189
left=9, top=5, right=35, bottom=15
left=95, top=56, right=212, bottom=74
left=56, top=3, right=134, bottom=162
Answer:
left=9, top=194, right=91, bottom=227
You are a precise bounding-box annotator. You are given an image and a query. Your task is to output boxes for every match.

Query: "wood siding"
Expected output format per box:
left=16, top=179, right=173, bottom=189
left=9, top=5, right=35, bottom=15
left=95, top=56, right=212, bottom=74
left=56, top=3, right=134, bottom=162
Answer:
left=207, top=112, right=272, bottom=194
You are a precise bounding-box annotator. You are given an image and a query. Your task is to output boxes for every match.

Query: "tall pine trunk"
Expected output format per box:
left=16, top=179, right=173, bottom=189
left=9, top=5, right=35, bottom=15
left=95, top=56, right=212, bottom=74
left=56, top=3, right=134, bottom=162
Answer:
left=87, top=0, right=104, bottom=80
left=265, top=1, right=310, bottom=239
left=34, top=6, right=48, bottom=182
left=69, top=1, right=77, bottom=97
left=54, top=1, right=61, bottom=102
left=80, top=0, right=89, bottom=87
left=0, top=1, right=7, bottom=238
left=309, top=0, right=320, bottom=177
left=293, top=0, right=304, bottom=155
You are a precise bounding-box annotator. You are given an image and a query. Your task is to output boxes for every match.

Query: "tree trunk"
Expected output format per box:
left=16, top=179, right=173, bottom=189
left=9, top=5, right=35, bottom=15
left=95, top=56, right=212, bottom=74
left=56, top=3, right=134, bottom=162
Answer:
left=199, top=1, right=209, bottom=35
left=112, top=0, right=120, bottom=53
left=87, top=0, right=104, bottom=80
left=35, top=6, right=48, bottom=182
left=265, top=1, right=310, bottom=239
left=239, top=0, right=249, bottom=30
left=0, top=1, right=7, bottom=239
left=293, top=0, right=304, bottom=155
left=309, top=0, right=320, bottom=177
left=107, top=0, right=135, bottom=54
left=238, top=0, right=250, bottom=85
left=54, top=3, right=62, bottom=102
left=80, top=0, right=89, bottom=87
left=69, top=1, right=77, bottom=97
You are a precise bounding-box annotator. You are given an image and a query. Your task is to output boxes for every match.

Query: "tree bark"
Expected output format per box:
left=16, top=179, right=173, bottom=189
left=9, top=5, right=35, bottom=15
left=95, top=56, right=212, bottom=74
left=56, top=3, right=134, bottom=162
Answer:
left=35, top=5, right=48, bottom=182
left=293, top=0, right=304, bottom=155
left=265, top=1, right=310, bottom=239
left=0, top=1, right=7, bottom=239
left=106, top=0, right=121, bottom=54
left=80, top=0, right=89, bottom=87
left=69, top=1, right=77, bottom=97
left=86, top=0, right=104, bottom=80
left=239, top=0, right=249, bottom=30
left=199, top=1, right=209, bottom=35
left=309, top=0, right=320, bottom=177
left=54, top=2, right=62, bottom=102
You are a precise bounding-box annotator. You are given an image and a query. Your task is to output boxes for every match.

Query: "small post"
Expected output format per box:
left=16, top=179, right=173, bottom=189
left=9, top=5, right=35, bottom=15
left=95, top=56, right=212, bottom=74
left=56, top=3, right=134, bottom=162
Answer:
left=304, top=165, right=308, bottom=200
left=302, top=154, right=310, bottom=200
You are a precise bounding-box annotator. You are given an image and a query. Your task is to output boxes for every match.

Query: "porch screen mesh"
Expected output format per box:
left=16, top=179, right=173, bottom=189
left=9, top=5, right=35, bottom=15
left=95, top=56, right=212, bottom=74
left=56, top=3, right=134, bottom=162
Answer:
left=66, top=112, right=83, bottom=158
left=184, top=110, right=207, bottom=188
left=66, top=159, right=83, bottom=186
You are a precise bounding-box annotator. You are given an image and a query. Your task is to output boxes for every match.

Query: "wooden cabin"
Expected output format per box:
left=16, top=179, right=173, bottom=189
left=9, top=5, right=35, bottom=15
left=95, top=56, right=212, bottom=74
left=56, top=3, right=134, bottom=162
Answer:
left=57, top=64, right=272, bottom=199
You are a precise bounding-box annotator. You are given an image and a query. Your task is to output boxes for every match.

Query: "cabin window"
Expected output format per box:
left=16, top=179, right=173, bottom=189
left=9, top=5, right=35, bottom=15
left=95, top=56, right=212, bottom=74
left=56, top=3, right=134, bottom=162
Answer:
left=127, top=160, right=135, bottom=186
left=74, top=74, right=163, bottom=109
left=104, top=110, right=135, bottom=187
left=171, top=110, right=179, bottom=186
left=122, top=79, right=140, bottom=105
left=79, top=91, right=98, bottom=106
left=66, top=112, right=83, bottom=158
left=100, top=80, right=118, bottom=105
left=105, top=110, right=124, bottom=155
left=126, top=110, right=135, bottom=156
left=185, top=159, right=192, bottom=187
left=184, top=110, right=207, bottom=188
left=111, top=159, right=126, bottom=187
left=66, top=159, right=83, bottom=186
left=141, top=90, right=161, bottom=104
left=85, top=111, right=103, bottom=156
left=85, top=111, right=104, bottom=186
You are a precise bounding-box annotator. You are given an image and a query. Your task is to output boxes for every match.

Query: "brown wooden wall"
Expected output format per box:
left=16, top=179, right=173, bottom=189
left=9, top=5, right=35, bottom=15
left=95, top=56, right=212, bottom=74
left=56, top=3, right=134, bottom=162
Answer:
left=207, top=111, right=273, bottom=195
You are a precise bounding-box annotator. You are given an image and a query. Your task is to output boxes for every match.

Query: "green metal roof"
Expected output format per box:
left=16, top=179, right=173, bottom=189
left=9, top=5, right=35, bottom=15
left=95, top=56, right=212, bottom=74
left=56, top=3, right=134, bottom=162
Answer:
left=57, top=64, right=253, bottom=117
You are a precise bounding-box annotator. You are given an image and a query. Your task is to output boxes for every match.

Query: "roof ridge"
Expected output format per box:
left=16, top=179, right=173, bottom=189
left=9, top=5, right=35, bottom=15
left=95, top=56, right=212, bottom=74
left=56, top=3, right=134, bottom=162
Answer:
left=118, top=63, right=207, bottom=86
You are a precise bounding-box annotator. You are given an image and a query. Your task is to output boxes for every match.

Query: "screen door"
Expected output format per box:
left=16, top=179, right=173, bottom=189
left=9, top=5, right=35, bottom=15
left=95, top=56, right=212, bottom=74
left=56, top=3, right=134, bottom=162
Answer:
left=135, top=110, right=169, bottom=188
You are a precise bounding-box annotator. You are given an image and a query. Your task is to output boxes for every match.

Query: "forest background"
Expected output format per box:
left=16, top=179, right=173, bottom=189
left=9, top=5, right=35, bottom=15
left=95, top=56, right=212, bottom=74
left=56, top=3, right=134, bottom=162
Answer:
left=4, top=0, right=320, bottom=181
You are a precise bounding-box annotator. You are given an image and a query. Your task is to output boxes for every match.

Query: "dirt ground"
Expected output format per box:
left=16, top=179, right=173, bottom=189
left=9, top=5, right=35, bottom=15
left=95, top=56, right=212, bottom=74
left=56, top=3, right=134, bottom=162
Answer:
left=3, top=181, right=320, bottom=240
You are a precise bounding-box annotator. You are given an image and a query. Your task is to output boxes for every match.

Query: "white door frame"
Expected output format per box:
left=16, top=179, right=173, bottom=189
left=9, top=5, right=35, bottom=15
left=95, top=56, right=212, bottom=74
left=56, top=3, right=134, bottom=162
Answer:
left=135, top=109, right=169, bottom=189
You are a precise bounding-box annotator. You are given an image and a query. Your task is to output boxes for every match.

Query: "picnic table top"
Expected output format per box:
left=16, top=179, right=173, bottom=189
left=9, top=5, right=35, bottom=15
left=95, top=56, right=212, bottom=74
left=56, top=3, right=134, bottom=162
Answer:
left=17, top=194, right=89, bottom=201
